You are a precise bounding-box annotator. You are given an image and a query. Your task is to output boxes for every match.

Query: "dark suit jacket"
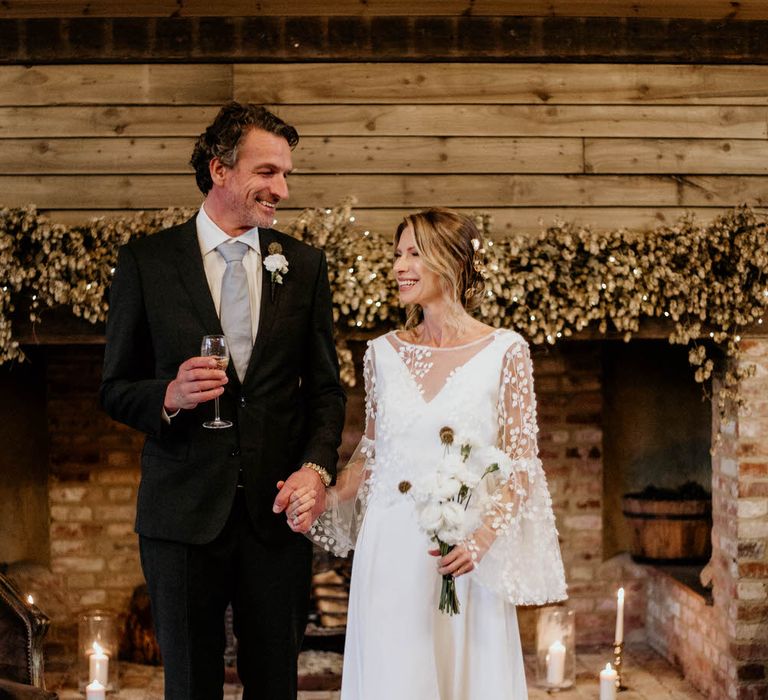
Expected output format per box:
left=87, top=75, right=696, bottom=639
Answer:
left=100, top=217, right=346, bottom=545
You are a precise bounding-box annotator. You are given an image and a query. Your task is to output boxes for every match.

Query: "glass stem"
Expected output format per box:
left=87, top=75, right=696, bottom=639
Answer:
left=214, top=396, right=221, bottom=421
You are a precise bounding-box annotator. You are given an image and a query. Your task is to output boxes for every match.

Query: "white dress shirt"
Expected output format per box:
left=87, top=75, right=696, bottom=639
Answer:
left=197, top=204, right=262, bottom=342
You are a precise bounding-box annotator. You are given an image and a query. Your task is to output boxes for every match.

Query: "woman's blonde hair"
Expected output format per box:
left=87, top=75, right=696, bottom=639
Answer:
left=395, top=208, right=486, bottom=328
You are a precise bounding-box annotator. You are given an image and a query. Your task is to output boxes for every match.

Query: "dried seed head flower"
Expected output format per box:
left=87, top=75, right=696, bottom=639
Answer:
left=1, top=201, right=766, bottom=434
left=440, top=426, right=455, bottom=445
left=398, top=480, right=412, bottom=494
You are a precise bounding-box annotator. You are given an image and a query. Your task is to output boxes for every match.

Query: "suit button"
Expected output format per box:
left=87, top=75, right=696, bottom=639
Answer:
left=231, top=448, right=240, bottom=457
left=239, top=396, right=247, bottom=408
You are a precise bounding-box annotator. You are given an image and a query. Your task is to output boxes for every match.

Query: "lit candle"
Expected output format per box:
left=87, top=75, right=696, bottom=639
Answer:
left=89, top=642, right=109, bottom=686
left=600, top=663, right=618, bottom=700
left=26, top=594, right=34, bottom=605
left=545, top=639, right=566, bottom=686
left=86, top=680, right=105, bottom=700
left=614, top=587, right=625, bottom=644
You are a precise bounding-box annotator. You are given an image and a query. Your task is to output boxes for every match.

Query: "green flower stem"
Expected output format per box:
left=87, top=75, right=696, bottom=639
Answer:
left=438, top=540, right=460, bottom=616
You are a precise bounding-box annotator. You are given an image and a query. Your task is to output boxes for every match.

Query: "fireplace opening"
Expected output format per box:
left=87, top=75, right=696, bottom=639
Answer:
left=0, top=348, right=50, bottom=567
left=602, top=340, right=712, bottom=586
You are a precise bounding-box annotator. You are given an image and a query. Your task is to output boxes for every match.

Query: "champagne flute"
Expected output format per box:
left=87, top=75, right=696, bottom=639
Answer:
left=201, top=334, right=232, bottom=429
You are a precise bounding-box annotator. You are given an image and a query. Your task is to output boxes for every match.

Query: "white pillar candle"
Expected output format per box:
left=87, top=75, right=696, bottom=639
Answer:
left=614, top=587, right=625, bottom=644
left=86, top=680, right=106, bottom=700
left=89, top=642, right=109, bottom=686
left=600, top=663, right=618, bottom=700
left=545, top=639, right=566, bottom=685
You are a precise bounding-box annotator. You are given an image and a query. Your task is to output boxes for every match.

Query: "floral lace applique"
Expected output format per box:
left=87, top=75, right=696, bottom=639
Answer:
left=396, top=343, right=434, bottom=394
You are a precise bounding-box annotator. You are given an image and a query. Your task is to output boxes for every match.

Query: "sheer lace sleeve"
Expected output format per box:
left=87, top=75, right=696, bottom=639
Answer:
left=308, top=343, right=377, bottom=556
left=466, top=338, right=567, bottom=605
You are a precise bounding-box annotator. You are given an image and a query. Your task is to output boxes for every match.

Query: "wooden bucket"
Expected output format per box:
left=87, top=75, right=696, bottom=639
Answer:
left=621, top=496, right=712, bottom=563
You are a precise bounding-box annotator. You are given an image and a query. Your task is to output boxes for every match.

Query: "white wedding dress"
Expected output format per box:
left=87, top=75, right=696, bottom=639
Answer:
left=311, top=329, right=567, bottom=700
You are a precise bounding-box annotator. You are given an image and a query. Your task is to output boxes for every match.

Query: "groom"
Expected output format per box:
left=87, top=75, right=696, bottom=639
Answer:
left=100, top=102, right=346, bottom=699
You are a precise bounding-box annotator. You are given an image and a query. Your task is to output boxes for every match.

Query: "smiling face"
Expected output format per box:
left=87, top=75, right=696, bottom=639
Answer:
left=206, top=127, right=293, bottom=235
left=393, top=224, right=446, bottom=308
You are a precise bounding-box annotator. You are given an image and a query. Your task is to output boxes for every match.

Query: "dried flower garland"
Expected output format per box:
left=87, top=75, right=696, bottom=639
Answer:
left=1, top=201, right=766, bottom=415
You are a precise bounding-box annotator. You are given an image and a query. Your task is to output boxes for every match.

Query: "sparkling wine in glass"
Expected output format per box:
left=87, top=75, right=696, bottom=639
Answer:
left=201, top=334, right=232, bottom=429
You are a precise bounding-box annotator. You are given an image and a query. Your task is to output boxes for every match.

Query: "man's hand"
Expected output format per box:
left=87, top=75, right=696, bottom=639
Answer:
left=274, top=467, right=328, bottom=534
left=163, top=356, right=228, bottom=413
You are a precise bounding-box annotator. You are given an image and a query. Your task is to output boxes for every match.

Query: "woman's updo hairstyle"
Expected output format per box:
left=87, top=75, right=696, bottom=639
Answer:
left=395, top=208, right=486, bottom=325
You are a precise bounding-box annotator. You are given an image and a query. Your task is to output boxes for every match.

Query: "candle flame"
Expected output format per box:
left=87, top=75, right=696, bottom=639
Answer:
left=26, top=595, right=34, bottom=605
left=617, top=587, right=625, bottom=601
left=92, top=641, right=104, bottom=655
left=605, top=663, right=613, bottom=671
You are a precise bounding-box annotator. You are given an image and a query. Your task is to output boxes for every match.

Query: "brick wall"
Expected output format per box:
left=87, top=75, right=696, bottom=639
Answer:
left=719, top=340, right=768, bottom=699
left=643, top=339, right=768, bottom=700
left=33, top=346, right=144, bottom=668
left=646, top=570, right=724, bottom=696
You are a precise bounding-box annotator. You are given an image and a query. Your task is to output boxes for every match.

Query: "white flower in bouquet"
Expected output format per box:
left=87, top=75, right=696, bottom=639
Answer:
left=418, top=501, right=445, bottom=532
left=441, top=454, right=465, bottom=477
left=452, top=427, right=483, bottom=452
left=435, top=472, right=463, bottom=500
left=451, top=463, right=482, bottom=490
left=436, top=501, right=467, bottom=545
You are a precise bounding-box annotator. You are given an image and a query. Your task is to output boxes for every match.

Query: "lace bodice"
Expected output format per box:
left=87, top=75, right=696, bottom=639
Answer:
left=310, top=328, right=567, bottom=606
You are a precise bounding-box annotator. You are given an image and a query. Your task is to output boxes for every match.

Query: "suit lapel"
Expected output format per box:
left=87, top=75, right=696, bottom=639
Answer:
left=174, top=219, right=240, bottom=386
left=243, top=228, right=282, bottom=383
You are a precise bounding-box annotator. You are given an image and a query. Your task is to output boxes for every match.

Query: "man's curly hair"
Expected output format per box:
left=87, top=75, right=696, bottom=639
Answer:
left=190, top=102, right=299, bottom=195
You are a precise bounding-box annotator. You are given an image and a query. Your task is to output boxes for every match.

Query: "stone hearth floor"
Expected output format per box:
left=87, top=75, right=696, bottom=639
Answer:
left=48, top=643, right=704, bottom=699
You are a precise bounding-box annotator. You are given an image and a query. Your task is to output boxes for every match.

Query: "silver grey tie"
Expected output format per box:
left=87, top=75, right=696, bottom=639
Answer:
left=217, top=241, right=252, bottom=381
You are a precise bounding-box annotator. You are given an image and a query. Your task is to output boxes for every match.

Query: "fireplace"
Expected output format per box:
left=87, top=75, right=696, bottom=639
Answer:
left=1, top=333, right=766, bottom=698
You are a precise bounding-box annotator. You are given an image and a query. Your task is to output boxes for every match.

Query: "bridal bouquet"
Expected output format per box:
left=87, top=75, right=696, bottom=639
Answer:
left=398, top=426, right=512, bottom=615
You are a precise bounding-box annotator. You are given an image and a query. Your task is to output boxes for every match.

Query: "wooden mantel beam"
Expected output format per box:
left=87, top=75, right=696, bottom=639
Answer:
left=1, top=2, right=768, bottom=21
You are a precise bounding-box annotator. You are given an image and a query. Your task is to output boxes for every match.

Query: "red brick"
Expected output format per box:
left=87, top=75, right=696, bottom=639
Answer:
left=741, top=463, right=768, bottom=477
left=50, top=505, right=93, bottom=522
left=738, top=541, right=767, bottom=560
left=737, top=603, right=768, bottom=621
left=93, top=505, right=135, bottom=522
left=106, top=450, right=139, bottom=468
left=95, top=468, right=140, bottom=485
left=739, top=562, right=768, bottom=578
left=731, top=642, right=768, bottom=661
left=107, top=486, right=134, bottom=502
left=78, top=590, right=107, bottom=607
left=740, top=482, right=768, bottom=498
left=737, top=683, right=768, bottom=700
left=51, top=557, right=105, bottom=574
left=50, top=522, right=104, bottom=539
left=67, top=573, right=96, bottom=588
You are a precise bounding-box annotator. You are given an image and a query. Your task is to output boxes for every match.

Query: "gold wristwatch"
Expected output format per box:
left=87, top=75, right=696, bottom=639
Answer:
left=302, top=462, right=332, bottom=487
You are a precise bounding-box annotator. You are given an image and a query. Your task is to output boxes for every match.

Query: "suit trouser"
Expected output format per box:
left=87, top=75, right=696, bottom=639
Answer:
left=139, top=490, right=313, bottom=700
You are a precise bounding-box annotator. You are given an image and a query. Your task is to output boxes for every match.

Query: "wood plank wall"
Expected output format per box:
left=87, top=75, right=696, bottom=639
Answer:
left=1, top=62, right=767, bottom=236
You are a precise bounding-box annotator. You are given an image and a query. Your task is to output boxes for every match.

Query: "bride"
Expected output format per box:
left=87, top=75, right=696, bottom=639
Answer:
left=291, top=208, right=566, bottom=699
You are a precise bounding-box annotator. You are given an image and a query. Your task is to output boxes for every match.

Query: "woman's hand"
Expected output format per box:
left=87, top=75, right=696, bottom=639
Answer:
left=279, top=484, right=318, bottom=533
left=429, top=544, right=475, bottom=577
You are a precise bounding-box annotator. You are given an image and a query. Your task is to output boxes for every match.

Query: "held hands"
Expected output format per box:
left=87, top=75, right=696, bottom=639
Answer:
left=273, top=467, right=327, bottom=534
left=429, top=544, right=476, bottom=578
left=164, top=357, right=228, bottom=412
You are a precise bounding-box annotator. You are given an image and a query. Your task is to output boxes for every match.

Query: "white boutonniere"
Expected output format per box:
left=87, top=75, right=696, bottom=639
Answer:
left=264, top=242, right=288, bottom=300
